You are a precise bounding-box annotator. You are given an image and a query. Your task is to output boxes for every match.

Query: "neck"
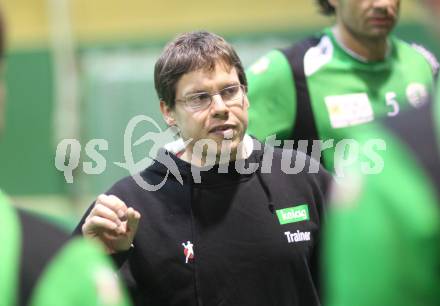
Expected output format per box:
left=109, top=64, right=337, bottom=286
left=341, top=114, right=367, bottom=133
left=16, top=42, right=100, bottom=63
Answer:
left=333, top=25, right=388, bottom=61
left=180, top=138, right=249, bottom=167
left=181, top=150, right=222, bottom=167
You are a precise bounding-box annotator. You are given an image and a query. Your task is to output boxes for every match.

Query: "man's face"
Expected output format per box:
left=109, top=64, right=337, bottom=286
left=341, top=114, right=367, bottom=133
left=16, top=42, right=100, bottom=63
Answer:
left=162, top=61, right=249, bottom=161
left=332, top=0, right=400, bottom=40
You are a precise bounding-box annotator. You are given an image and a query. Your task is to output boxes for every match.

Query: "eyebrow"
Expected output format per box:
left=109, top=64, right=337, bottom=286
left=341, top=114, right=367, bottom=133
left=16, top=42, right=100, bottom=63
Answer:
left=184, top=82, right=241, bottom=96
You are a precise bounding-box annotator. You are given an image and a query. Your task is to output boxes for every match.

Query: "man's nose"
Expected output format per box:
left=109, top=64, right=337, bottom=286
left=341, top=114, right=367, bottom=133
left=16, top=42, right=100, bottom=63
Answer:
left=211, top=94, right=229, bottom=115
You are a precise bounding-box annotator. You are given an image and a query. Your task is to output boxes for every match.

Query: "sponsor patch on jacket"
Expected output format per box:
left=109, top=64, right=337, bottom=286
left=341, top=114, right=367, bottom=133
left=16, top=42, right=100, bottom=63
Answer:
left=325, top=93, right=374, bottom=128
left=276, top=205, right=309, bottom=225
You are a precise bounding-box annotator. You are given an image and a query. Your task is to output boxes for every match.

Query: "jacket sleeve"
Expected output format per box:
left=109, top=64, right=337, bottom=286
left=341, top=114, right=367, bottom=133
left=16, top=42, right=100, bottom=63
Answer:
left=306, top=159, right=333, bottom=298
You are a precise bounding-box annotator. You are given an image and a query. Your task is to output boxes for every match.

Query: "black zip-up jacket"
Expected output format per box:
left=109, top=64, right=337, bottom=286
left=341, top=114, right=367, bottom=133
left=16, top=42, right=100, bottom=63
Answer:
left=74, top=139, right=331, bottom=306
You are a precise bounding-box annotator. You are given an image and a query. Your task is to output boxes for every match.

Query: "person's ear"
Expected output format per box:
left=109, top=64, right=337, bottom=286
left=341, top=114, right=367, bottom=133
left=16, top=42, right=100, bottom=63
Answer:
left=160, top=100, right=176, bottom=126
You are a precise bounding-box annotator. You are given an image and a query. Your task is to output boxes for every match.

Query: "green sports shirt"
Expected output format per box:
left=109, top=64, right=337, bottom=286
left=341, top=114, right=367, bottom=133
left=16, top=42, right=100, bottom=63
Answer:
left=0, top=191, right=132, bottom=306
left=323, top=81, right=440, bottom=306
left=247, top=27, right=438, bottom=172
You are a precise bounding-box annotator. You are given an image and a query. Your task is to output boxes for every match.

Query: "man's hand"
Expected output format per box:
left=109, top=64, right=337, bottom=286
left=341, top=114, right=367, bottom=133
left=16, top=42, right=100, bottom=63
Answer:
left=82, top=194, right=141, bottom=253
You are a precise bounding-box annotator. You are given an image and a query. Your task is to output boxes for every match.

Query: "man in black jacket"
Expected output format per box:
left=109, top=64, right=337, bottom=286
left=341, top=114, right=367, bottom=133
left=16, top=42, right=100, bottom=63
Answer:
left=75, top=31, right=331, bottom=306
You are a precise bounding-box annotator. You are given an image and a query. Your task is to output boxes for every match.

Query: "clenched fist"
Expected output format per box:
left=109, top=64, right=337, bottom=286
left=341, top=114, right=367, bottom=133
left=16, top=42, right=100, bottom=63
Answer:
left=82, top=194, right=141, bottom=253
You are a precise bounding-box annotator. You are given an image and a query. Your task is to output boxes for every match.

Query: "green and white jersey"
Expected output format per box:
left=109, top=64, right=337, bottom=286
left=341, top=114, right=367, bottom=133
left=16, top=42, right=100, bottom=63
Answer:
left=0, top=191, right=132, bottom=306
left=247, top=27, right=438, bottom=172
left=324, top=85, right=440, bottom=306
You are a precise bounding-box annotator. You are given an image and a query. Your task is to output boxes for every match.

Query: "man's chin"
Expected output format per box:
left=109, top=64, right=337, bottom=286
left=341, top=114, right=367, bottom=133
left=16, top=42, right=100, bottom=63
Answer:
left=208, top=129, right=238, bottom=141
left=190, top=134, right=244, bottom=165
left=202, top=143, right=240, bottom=165
left=366, top=26, right=394, bottom=40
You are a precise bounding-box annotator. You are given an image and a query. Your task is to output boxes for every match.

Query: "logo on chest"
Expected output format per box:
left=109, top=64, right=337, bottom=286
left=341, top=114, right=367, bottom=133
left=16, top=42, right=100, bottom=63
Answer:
left=182, top=241, right=194, bottom=263
left=276, top=204, right=310, bottom=225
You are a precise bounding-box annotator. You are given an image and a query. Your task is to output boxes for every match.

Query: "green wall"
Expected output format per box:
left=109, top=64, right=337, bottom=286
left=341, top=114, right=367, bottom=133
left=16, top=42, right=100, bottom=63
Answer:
left=0, top=49, right=67, bottom=195
left=0, top=23, right=439, bottom=196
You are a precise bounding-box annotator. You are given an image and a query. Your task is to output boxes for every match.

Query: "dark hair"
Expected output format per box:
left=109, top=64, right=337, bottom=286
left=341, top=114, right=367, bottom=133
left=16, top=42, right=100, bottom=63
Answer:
left=154, top=31, right=247, bottom=108
left=317, top=0, right=335, bottom=15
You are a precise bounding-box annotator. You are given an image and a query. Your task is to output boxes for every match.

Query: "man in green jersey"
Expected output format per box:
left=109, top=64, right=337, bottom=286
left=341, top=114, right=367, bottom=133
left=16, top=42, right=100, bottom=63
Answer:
left=0, top=9, right=131, bottom=306
left=246, top=0, right=439, bottom=173
left=324, top=104, right=440, bottom=306
left=324, top=1, right=440, bottom=305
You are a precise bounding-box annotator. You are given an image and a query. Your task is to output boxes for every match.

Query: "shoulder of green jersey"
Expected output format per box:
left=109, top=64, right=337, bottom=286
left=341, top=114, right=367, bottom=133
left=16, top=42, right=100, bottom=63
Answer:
left=249, top=55, right=271, bottom=75
left=410, top=42, right=440, bottom=77
left=304, top=35, right=334, bottom=77
left=329, top=171, right=364, bottom=209
left=248, top=50, right=287, bottom=76
left=94, top=266, right=124, bottom=305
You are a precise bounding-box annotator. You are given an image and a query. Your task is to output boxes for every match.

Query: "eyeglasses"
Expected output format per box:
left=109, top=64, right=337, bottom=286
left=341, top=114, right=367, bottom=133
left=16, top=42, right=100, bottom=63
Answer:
left=175, top=84, right=246, bottom=111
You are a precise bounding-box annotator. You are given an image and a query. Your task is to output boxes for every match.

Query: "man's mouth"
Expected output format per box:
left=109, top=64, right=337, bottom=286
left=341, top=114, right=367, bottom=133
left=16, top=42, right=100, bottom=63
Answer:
left=209, top=124, right=236, bottom=139
left=367, top=16, right=395, bottom=27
